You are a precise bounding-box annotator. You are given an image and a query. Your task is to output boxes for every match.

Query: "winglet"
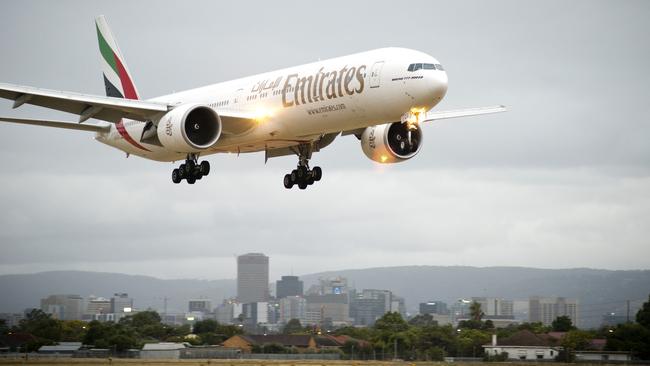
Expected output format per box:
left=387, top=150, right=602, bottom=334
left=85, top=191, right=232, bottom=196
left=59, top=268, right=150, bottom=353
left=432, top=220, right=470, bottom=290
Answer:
left=95, top=15, right=140, bottom=100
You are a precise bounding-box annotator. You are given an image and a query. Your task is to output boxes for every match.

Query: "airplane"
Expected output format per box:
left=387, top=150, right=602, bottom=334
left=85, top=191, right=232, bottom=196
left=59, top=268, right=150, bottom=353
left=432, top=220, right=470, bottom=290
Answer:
left=0, top=16, right=506, bottom=190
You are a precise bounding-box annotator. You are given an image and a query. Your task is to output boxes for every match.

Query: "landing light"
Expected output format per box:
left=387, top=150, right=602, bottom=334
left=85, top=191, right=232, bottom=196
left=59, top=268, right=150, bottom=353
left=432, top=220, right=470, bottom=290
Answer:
left=380, top=155, right=388, bottom=163
left=253, top=108, right=275, bottom=123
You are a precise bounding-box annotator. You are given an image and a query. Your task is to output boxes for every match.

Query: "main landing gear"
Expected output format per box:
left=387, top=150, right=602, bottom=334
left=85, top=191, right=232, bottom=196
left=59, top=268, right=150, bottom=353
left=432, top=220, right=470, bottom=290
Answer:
left=283, top=144, right=322, bottom=190
left=171, top=154, right=210, bottom=184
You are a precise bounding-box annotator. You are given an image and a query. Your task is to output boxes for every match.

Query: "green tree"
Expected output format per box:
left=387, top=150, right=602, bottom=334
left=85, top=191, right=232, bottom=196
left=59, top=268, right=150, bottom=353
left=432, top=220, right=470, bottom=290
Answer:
left=606, top=323, right=650, bottom=360
left=636, top=294, right=650, bottom=329
left=193, top=319, right=219, bottom=334
left=0, top=319, right=8, bottom=335
left=374, top=312, right=409, bottom=333
left=197, top=332, right=222, bottom=345
left=561, top=330, right=593, bottom=351
left=19, top=309, right=62, bottom=341
left=517, top=322, right=551, bottom=334
left=372, top=312, right=412, bottom=359
left=552, top=315, right=575, bottom=332
left=282, top=318, right=305, bottom=334
left=456, top=329, right=490, bottom=358
left=334, top=326, right=372, bottom=340
left=413, top=324, right=456, bottom=360
left=409, top=314, right=438, bottom=327
left=60, top=320, right=88, bottom=341
left=469, top=301, right=484, bottom=322
left=108, top=333, right=138, bottom=352
left=120, top=310, right=161, bottom=328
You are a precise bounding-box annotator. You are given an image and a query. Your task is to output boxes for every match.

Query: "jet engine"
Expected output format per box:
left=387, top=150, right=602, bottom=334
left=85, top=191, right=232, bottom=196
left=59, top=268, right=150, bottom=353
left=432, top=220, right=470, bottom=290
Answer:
left=157, top=104, right=222, bottom=152
left=360, top=122, right=422, bottom=163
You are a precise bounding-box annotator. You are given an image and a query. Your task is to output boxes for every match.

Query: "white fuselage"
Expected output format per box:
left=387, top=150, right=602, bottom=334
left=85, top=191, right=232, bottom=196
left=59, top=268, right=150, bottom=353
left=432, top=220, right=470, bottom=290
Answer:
left=96, top=47, right=448, bottom=161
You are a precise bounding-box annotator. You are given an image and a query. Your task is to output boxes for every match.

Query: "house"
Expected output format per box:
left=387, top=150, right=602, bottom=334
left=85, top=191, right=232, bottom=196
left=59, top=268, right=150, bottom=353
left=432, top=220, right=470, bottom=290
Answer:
left=222, top=334, right=317, bottom=353
left=38, top=342, right=83, bottom=355
left=483, top=330, right=561, bottom=361
left=326, top=335, right=371, bottom=349
left=0, top=332, right=36, bottom=352
left=140, top=342, right=189, bottom=359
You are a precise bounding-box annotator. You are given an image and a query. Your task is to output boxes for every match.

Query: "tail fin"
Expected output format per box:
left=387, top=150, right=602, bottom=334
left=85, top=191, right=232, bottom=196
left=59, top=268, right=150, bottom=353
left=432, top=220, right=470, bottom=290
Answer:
left=95, top=15, right=140, bottom=100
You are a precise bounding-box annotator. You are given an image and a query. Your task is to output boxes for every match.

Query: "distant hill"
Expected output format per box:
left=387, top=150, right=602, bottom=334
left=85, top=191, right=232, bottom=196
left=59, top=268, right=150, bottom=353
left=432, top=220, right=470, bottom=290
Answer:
left=0, top=271, right=235, bottom=314
left=1, top=266, right=648, bottom=328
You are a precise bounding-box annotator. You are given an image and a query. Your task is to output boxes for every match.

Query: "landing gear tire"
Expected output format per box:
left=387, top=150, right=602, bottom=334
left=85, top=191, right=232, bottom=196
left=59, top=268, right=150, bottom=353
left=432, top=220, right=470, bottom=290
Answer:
left=297, top=166, right=307, bottom=179
left=283, top=174, right=293, bottom=189
left=298, top=181, right=308, bottom=190
left=172, top=169, right=181, bottom=184
left=312, top=166, right=322, bottom=181
left=200, top=161, right=210, bottom=175
left=184, top=161, right=195, bottom=175
left=187, top=176, right=196, bottom=184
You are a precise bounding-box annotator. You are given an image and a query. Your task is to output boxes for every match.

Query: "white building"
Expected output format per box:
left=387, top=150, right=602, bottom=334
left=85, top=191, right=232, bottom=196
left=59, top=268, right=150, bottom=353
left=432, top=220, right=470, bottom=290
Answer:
left=529, top=296, right=579, bottom=327
left=140, top=342, right=188, bottom=359
left=483, top=331, right=560, bottom=361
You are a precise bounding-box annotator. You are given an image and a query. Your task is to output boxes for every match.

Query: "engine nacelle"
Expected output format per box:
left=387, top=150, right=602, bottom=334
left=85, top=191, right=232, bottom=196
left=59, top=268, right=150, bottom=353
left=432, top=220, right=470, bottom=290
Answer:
left=157, top=104, right=222, bottom=152
left=361, top=122, right=422, bottom=163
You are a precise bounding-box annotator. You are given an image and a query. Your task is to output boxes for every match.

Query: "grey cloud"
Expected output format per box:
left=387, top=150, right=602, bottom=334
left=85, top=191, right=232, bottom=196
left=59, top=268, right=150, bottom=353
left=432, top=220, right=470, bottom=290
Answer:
left=1, top=0, right=649, bottom=278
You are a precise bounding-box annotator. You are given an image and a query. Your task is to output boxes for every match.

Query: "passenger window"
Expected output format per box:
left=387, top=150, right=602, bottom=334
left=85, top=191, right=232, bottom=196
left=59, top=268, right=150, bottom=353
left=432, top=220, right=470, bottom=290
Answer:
left=424, top=63, right=435, bottom=70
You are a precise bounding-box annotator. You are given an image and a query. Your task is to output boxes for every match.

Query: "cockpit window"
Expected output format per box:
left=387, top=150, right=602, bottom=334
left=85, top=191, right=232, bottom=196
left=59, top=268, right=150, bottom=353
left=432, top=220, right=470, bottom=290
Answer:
left=407, top=63, right=443, bottom=72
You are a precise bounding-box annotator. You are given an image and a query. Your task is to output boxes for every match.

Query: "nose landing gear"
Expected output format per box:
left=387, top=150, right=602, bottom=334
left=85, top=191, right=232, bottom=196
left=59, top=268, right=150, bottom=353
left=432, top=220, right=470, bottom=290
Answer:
left=283, top=144, right=323, bottom=190
left=172, top=154, right=210, bottom=184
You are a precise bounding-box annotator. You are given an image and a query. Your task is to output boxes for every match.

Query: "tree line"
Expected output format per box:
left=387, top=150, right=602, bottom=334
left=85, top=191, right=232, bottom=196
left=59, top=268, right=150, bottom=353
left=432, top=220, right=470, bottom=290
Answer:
left=1, top=294, right=648, bottom=360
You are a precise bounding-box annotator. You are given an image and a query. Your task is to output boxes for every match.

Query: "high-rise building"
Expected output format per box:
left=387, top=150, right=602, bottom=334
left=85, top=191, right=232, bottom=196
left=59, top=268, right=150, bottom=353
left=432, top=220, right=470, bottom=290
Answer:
left=215, top=299, right=243, bottom=325
left=391, top=295, right=407, bottom=318
left=472, top=297, right=514, bottom=317
left=86, top=296, right=111, bottom=315
left=419, top=301, right=448, bottom=315
left=110, top=293, right=133, bottom=314
left=306, top=276, right=349, bottom=296
left=276, top=276, right=303, bottom=299
left=529, top=296, right=579, bottom=327
left=188, top=299, right=212, bottom=313
left=305, top=293, right=349, bottom=326
left=40, top=295, right=84, bottom=320
left=237, top=253, right=270, bottom=303
left=350, top=289, right=392, bottom=326
left=451, top=299, right=473, bottom=322
left=279, top=296, right=307, bottom=324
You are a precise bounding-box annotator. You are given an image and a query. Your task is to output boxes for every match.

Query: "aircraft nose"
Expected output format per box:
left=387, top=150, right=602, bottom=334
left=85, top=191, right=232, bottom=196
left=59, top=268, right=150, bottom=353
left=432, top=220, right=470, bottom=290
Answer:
left=430, top=70, right=448, bottom=103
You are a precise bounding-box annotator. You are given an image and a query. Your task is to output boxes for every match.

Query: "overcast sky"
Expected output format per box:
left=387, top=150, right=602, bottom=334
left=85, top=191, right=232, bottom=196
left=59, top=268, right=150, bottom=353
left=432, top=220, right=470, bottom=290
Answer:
left=1, top=0, right=649, bottom=281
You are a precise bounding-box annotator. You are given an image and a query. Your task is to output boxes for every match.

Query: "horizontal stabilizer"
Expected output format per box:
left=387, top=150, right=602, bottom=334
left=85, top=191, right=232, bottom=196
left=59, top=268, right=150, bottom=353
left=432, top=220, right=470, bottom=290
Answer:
left=0, top=116, right=110, bottom=132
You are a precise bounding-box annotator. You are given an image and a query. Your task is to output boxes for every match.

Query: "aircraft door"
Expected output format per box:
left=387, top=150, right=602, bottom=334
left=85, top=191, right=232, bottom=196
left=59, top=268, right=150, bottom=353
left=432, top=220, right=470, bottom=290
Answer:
left=369, top=61, right=385, bottom=88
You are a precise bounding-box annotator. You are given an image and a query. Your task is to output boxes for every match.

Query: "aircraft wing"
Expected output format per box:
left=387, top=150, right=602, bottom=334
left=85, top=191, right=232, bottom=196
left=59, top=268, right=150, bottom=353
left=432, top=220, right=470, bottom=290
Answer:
left=0, top=82, right=170, bottom=123
left=0, top=82, right=260, bottom=135
left=0, top=116, right=110, bottom=132
left=422, top=105, right=507, bottom=122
